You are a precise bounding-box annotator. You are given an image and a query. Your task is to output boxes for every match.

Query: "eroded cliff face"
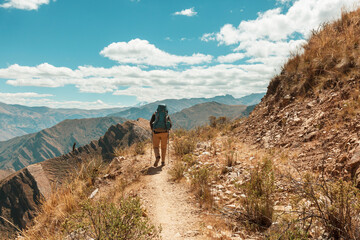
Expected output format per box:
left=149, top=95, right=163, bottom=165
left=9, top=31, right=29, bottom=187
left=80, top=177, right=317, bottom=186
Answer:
left=0, top=168, right=42, bottom=239
left=0, top=119, right=151, bottom=239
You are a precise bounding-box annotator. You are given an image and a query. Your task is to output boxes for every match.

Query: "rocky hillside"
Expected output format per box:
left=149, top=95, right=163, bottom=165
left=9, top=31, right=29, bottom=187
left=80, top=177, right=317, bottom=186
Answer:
left=235, top=9, right=360, bottom=184
left=109, top=93, right=264, bottom=120
left=0, top=117, right=127, bottom=175
left=0, top=118, right=151, bottom=239
left=171, top=102, right=248, bottom=129
left=0, top=102, right=127, bottom=141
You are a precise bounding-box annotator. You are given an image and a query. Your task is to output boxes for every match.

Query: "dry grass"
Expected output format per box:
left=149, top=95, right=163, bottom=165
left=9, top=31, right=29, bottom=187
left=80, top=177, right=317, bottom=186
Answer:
left=20, top=156, right=103, bottom=239
left=190, top=166, right=214, bottom=209
left=274, top=8, right=360, bottom=97
left=239, top=157, right=275, bottom=230
left=19, top=153, right=155, bottom=240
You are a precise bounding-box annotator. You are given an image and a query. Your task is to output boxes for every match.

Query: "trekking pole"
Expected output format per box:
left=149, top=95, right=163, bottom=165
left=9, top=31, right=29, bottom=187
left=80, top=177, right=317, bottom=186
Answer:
left=150, top=131, right=153, bottom=166
left=167, top=130, right=170, bottom=165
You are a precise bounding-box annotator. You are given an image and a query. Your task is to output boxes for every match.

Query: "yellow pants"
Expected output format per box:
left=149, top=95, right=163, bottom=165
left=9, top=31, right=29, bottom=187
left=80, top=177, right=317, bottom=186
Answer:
left=153, top=132, right=168, bottom=162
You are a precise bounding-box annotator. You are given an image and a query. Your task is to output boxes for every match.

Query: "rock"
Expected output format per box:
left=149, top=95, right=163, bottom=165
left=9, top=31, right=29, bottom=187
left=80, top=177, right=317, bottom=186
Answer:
left=89, top=188, right=99, bottom=199
left=304, top=132, right=316, bottom=142
left=226, top=204, right=236, bottom=209
left=174, top=232, right=181, bottom=237
left=347, top=146, right=360, bottom=176
left=207, top=225, right=213, bottom=230
left=201, top=151, right=211, bottom=156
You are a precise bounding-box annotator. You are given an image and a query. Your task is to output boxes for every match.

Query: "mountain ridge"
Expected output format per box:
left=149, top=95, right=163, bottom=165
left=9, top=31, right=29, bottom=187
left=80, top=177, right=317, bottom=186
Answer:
left=0, top=116, right=127, bottom=174
left=171, top=101, right=248, bottom=129
left=0, top=102, right=128, bottom=141
left=109, top=93, right=264, bottom=120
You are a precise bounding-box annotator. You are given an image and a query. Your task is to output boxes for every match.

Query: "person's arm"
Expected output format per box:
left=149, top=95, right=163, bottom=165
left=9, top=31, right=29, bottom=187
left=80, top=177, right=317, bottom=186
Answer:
left=167, top=116, right=172, bottom=129
left=150, top=113, right=155, bottom=130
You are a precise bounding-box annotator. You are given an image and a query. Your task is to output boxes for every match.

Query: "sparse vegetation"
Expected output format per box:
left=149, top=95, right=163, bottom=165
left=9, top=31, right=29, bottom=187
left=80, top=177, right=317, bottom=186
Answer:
left=289, top=175, right=360, bottom=239
left=169, top=160, right=187, bottom=182
left=190, top=166, right=213, bottom=208
left=239, top=157, right=275, bottom=229
left=63, top=197, right=157, bottom=240
left=19, top=154, right=157, bottom=240
left=134, top=141, right=146, bottom=156
left=172, top=130, right=196, bottom=157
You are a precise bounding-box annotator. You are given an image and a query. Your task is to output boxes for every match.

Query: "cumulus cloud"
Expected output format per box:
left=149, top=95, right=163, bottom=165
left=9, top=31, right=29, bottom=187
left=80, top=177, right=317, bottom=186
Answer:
left=0, top=0, right=50, bottom=10
left=214, top=0, right=360, bottom=46
left=0, top=62, right=273, bottom=102
left=173, top=7, right=197, bottom=17
left=200, top=33, right=216, bottom=42
left=0, top=92, right=120, bottom=109
left=203, top=0, right=360, bottom=67
left=217, top=53, right=245, bottom=63
left=100, top=39, right=212, bottom=67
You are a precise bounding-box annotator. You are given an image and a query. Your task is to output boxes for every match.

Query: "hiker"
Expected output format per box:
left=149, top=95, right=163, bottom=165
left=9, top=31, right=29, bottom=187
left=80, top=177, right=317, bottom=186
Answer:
left=150, top=104, right=172, bottom=167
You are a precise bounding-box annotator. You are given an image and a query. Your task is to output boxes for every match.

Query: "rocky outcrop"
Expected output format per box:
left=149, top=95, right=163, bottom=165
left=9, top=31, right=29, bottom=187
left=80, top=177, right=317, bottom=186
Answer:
left=0, top=119, right=151, bottom=239
left=0, top=168, right=42, bottom=239
left=235, top=8, right=360, bottom=181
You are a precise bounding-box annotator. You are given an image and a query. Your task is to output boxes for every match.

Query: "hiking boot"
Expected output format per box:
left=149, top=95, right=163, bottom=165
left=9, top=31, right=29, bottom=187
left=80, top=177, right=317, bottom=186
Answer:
left=161, top=161, right=165, bottom=166
left=154, top=157, right=160, bottom=167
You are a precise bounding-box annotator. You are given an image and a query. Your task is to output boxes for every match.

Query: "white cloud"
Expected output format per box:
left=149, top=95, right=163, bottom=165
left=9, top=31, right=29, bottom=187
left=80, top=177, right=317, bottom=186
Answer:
left=0, top=92, right=52, bottom=98
left=214, top=0, right=360, bottom=46
left=0, top=62, right=273, bottom=102
left=202, top=0, right=360, bottom=70
left=0, top=92, right=121, bottom=109
left=100, top=38, right=212, bottom=67
left=0, top=0, right=50, bottom=10
left=200, top=33, right=216, bottom=42
left=217, top=53, right=245, bottom=63
left=173, top=7, right=197, bottom=17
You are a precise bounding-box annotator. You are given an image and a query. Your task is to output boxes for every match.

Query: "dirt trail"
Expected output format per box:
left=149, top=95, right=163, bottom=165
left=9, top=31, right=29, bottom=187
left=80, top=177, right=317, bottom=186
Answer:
left=138, top=163, right=206, bottom=240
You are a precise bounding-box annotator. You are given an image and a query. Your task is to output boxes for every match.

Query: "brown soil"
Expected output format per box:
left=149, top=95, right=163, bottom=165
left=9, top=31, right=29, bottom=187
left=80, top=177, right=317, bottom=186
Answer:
left=138, top=163, right=206, bottom=239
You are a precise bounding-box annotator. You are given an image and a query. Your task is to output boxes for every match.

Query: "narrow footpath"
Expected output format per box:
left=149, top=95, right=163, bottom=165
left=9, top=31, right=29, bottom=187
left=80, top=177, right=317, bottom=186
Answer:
left=138, top=163, right=206, bottom=240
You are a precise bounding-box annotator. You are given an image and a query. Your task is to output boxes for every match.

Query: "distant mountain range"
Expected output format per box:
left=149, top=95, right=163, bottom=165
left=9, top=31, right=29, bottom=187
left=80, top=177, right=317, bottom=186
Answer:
left=109, top=93, right=265, bottom=120
left=171, top=102, right=249, bottom=129
left=0, top=93, right=264, bottom=142
left=0, top=116, right=126, bottom=173
left=0, top=102, right=127, bottom=141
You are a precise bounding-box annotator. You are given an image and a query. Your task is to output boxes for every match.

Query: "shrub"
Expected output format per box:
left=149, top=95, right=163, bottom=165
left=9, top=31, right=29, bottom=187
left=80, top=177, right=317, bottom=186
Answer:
left=239, top=157, right=275, bottom=229
left=169, top=160, right=186, bottom=182
left=221, top=151, right=236, bottom=174
left=63, top=197, right=158, bottom=240
left=182, top=154, right=197, bottom=167
left=293, top=175, right=360, bottom=239
left=134, top=141, right=146, bottom=156
left=190, top=167, right=213, bottom=208
left=77, top=155, right=104, bottom=187
left=173, top=136, right=196, bottom=157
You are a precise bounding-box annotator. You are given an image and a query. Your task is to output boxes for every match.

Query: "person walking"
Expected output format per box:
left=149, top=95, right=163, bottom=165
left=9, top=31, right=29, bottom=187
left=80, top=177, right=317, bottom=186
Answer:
left=150, top=104, right=172, bottom=167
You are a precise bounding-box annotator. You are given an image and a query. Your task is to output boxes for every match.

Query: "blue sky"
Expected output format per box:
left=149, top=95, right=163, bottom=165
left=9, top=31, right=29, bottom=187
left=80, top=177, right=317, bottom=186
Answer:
left=0, top=0, right=359, bottom=109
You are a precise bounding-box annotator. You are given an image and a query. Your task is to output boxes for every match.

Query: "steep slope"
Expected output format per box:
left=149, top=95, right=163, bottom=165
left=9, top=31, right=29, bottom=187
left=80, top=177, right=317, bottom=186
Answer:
left=171, top=102, right=248, bottom=129
left=0, top=118, right=151, bottom=239
left=235, top=9, right=360, bottom=183
left=0, top=117, right=127, bottom=173
left=109, top=93, right=264, bottom=120
left=0, top=102, right=127, bottom=141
